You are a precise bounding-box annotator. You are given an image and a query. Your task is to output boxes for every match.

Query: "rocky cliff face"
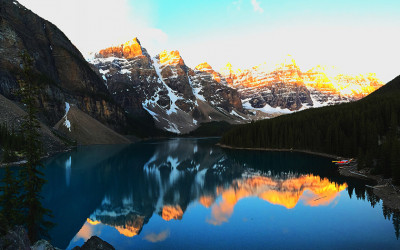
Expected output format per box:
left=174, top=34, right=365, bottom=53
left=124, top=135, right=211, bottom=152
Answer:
left=0, top=0, right=127, bottom=131
left=91, top=41, right=248, bottom=134
left=0, top=93, right=67, bottom=154
left=91, top=38, right=384, bottom=133
left=97, top=38, right=144, bottom=59
left=220, top=56, right=383, bottom=113
left=1, top=1, right=383, bottom=137
left=190, top=63, right=243, bottom=113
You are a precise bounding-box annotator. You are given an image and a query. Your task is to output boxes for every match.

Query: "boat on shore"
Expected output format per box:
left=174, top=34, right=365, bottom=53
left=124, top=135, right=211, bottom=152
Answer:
left=332, top=159, right=353, bottom=166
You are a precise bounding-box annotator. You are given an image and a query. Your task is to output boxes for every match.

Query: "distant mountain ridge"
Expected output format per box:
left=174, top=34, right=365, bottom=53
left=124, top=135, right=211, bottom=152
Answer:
left=90, top=39, right=383, bottom=134
left=220, top=56, right=383, bottom=112
left=220, top=73, right=400, bottom=183
left=0, top=0, right=386, bottom=141
left=90, top=39, right=251, bottom=134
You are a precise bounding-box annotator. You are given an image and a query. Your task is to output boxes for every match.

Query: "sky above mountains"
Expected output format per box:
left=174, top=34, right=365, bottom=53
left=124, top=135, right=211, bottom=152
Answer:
left=18, top=0, right=400, bottom=82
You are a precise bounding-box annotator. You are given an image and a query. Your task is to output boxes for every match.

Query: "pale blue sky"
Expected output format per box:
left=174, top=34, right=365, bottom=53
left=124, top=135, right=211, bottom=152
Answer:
left=19, top=0, right=400, bottom=82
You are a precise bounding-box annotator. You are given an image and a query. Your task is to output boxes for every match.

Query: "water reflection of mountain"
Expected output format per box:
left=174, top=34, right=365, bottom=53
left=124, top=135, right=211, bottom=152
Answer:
left=40, top=139, right=400, bottom=248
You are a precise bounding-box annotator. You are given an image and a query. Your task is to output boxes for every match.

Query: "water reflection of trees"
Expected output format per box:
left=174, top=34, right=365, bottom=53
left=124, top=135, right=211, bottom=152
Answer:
left=225, top=147, right=400, bottom=239
left=346, top=179, right=400, bottom=239
left=40, top=139, right=400, bottom=247
left=383, top=207, right=400, bottom=239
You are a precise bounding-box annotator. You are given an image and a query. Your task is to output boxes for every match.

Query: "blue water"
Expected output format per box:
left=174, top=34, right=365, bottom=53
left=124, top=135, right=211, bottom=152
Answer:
left=38, top=138, right=400, bottom=249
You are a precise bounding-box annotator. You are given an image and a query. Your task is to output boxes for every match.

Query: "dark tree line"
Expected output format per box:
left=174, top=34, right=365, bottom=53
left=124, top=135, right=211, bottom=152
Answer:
left=221, top=75, right=400, bottom=184
left=348, top=180, right=400, bottom=239
left=0, top=52, right=52, bottom=243
left=0, top=123, right=25, bottom=162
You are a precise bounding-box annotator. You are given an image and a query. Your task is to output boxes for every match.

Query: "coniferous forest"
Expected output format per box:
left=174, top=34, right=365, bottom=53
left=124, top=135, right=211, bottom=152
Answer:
left=0, top=53, right=52, bottom=243
left=0, top=123, right=25, bottom=162
left=221, top=75, right=400, bottom=183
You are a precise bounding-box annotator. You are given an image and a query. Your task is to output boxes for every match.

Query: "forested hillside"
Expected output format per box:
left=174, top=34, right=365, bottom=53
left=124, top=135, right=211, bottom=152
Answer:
left=221, top=75, right=400, bottom=183
left=0, top=123, right=25, bottom=162
left=185, top=121, right=234, bottom=137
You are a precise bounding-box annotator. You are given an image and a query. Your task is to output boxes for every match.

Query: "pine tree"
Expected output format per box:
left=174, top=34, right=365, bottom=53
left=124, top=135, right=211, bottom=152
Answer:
left=0, top=166, right=23, bottom=231
left=17, top=52, right=53, bottom=242
left=390, top=140, right=400, bottom=185
left=357, top=148, right=365, bottom=170
left=393, top=211, right=400, bottom=240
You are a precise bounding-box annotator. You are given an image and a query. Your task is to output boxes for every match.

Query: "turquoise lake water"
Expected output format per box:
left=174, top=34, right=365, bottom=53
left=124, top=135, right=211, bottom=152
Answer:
left=38, top=138, right=400, bottom=249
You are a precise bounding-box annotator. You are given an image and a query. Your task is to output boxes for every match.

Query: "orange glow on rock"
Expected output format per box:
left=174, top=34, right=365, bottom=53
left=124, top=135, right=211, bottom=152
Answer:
left=220, top=56, right=383, bottom=98
left=98, top=38, right=143, bottom=59
left=195, top=62, right=222, bottom=83
left=304, top=66, right=384, bottom=98
left=219, top=62, right=235, bottom=85
left=159, top=50, right=184, bottom=66
left=161, top=205, right=184, bottom=221
left=207, top=174, right=347, bottom=225
left=195, top=62, right=213, bottom=71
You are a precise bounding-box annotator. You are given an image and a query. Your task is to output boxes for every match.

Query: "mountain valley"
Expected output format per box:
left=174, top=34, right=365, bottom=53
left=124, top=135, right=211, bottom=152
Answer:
left=0, top=0, right=385, bottom=146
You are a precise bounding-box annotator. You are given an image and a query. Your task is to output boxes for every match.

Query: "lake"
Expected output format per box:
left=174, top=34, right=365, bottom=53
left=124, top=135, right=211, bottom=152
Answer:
left=39, top=138, right=400, bottom=249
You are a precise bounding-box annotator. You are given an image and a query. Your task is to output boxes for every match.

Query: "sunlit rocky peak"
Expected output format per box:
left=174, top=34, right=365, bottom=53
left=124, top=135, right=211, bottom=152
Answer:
left=220, top=62, right=234, bottom=74
left=276, top=54, right=299, bottom=68
left=304, top=65, right=384, bottom=98
left=195, top=62, right=222, bottom=83
left=219, top=55, right=383, bottom=99
left=97, top=37, right=144, bottom=59
left=158, top=50, right=185, bottom=66
left=195, top=62, right=213, bottom=72
left=219, top=62, right=235, bottom=85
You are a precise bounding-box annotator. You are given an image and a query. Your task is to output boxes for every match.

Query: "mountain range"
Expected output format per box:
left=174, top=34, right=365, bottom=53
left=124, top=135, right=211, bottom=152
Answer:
left=0, top=0, right=384, bottom=147
left=220, top=74, right=400, bottom=182
left=220, top=58, right=382, bottom=112
left=90, top=37, right=383, bottom=134
left=90, top=38, right=248, bottom=134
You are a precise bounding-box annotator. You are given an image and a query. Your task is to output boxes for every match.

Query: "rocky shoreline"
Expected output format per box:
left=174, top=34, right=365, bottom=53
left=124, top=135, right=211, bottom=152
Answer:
left=338, top=164, right=400, bottom=211
left=218, top=143, right=400, bottom=211
left=0, top=147, right=75, bottom=168
left=0, top=226, right=115, bottom=250
left=217, top=143, right=341, bottom=159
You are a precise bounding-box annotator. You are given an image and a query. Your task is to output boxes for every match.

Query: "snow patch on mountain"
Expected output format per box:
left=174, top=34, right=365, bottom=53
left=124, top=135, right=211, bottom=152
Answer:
left=165, top=122, right=180, bottom=134
left=143, top=105, right=159, bottom=122
left=243, top=100, right=292, bottom=114
left=152, top=58, right=183, bottom=115
left=309, top=92, right=327, bottom=108
left=188, top=74, right=206, bottom=102
left=230, top=110, right=247, bottom=120
left=63, top=102, right=71, bottom=132
left=120, top=69, right=131, bottom=74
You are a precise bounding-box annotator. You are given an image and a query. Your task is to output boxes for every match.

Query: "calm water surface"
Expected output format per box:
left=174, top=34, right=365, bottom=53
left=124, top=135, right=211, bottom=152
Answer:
left=39, top=138, right=400, bottom=249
